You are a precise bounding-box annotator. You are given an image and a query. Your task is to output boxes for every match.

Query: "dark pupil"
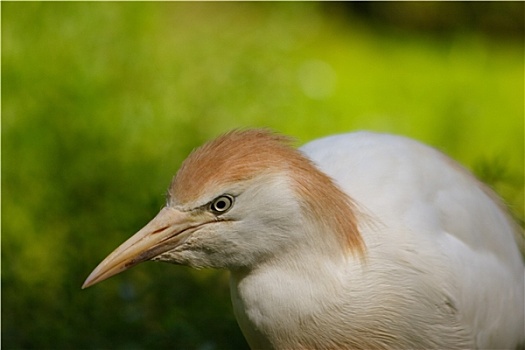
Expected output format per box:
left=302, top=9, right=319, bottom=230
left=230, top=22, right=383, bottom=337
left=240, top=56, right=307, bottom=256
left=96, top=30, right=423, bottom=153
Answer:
left=215, top=199, right=227, bottom=210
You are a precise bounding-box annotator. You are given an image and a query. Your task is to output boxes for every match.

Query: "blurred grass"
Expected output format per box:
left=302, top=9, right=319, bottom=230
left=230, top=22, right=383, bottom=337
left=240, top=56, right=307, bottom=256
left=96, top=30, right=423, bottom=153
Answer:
left=2, top=2, right=523, bottom=349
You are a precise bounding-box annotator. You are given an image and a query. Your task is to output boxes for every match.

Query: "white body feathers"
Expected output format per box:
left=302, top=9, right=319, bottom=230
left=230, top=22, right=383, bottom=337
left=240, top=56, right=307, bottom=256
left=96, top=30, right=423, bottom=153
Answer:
left=85, top=130, right=524, bottom=349
left=230, top=132, right=524, bottom=349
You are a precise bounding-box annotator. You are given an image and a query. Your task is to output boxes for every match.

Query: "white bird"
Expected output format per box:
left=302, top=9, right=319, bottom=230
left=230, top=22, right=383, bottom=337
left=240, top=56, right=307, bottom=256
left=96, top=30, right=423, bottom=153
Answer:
left=83, top=129, right=524, bottom=349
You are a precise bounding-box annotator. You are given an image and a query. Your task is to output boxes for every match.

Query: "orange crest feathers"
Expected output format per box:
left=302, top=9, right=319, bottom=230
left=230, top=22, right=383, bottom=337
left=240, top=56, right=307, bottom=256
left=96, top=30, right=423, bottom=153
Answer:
left=170, top=129, right=296, bottom=203
left=170, top=129, right=365, bottom=256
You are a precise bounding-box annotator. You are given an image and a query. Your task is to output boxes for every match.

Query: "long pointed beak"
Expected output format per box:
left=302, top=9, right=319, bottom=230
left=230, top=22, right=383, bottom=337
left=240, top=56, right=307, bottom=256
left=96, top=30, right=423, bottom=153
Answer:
left=82, top=206, right=202, bottom=289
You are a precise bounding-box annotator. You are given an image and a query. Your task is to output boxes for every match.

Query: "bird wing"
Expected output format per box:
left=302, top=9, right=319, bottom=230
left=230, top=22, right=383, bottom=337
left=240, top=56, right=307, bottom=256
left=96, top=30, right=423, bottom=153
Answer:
left=300, top=131, right=524, bottom=348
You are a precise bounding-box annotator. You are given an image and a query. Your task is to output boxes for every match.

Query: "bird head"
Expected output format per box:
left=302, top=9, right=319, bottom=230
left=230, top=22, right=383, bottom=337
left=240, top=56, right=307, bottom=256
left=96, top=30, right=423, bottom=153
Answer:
left=82, top=129, right=364, bottom=289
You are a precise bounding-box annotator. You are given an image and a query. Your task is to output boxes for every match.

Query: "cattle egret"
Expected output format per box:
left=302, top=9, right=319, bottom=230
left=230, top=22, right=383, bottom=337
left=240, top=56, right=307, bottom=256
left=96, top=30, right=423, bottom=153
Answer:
left=83, top=129, right=524, bottom=349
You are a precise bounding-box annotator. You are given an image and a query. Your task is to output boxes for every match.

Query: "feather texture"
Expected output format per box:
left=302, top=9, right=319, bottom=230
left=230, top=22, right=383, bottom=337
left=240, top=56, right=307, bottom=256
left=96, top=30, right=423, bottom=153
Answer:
left=84, top=129, right=524, bottom=349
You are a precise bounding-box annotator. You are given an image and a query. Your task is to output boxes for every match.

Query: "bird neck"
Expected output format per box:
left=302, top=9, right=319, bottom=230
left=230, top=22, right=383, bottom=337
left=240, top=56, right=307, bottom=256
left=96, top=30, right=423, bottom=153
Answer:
left=229, top=227, right=353, bottom=349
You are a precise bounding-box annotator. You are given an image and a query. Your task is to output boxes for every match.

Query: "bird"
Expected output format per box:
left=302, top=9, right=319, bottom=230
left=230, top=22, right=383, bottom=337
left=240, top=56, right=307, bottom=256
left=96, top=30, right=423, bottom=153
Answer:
left=83, top=129, right=524, bottom=349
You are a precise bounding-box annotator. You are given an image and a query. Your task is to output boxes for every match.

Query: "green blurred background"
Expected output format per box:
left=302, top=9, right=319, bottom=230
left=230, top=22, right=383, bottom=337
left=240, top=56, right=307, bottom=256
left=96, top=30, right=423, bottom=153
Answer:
left=2, top=2, right=523, bottom=349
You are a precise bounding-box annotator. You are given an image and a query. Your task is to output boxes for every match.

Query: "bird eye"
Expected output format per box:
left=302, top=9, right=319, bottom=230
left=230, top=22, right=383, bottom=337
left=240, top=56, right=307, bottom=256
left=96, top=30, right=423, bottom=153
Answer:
left=209, top=195, right=234, bottom=214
